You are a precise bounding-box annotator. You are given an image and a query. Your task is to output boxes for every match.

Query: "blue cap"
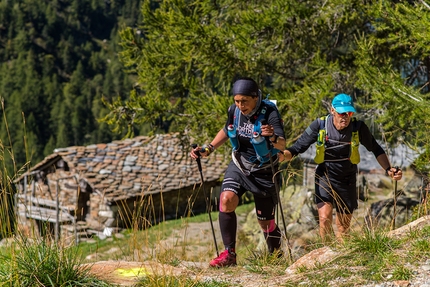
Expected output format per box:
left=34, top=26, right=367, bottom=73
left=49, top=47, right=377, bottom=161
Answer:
left=332, top=94, right=356, bottom=114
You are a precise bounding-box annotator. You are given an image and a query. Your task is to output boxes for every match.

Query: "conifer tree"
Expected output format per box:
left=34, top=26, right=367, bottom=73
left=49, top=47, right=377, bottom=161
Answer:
left=109, top=0, right=374, bottom=141
left=353, top=0, right=430, bottom=173
left=109, top=0, right=430, bottom=171
left=0, top=0, right=143, bottom=173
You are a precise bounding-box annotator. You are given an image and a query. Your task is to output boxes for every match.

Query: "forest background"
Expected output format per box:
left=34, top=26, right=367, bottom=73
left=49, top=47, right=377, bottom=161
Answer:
left=1, top=0, right=430, bottom=179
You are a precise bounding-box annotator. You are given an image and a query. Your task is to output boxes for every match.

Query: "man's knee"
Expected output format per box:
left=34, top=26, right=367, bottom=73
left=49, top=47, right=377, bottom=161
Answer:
left=219, top=191, right=239, bottom=212
left=317, top=202, right=333, bottom=221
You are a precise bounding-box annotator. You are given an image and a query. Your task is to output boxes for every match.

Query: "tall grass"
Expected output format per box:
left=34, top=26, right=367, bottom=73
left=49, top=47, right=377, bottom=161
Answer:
left=0, top=233, right=113, bottom=286
left=283, top=226, right=429, bottom=286
left=345, top=228, right=401, bottom=256
left=0, top=101, right=113, bottom=286
left=0, top=99, right=18, bottom=242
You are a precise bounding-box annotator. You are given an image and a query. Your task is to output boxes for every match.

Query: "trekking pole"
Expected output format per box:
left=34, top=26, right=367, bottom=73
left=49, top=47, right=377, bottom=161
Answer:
left=191, top=144, right=219, bottom=257
left=391, top=166, right=400, bottom=230
left=261, top=120, right=293, bottom=262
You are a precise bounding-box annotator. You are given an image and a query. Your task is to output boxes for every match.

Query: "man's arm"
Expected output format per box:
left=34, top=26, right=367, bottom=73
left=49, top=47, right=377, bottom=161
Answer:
left=358, top=121, right=402, bottom=181
left=281, top=119, right=320, bottom=161
left=376, top=153, right=403, bottom=181
left=210, top=129, right=230, bottom=149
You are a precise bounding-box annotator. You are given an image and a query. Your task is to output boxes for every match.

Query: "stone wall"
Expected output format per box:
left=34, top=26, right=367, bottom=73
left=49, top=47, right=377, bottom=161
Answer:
left=86, top=182, right=222, bottom=231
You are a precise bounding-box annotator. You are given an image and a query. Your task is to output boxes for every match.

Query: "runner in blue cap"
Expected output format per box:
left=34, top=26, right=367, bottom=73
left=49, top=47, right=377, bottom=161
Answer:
left=281, top=93, right=402, bottom=243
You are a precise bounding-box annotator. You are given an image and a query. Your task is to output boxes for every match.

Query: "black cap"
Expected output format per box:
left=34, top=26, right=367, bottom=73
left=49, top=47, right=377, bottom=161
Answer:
left=232, top=78, right=259, bottom=97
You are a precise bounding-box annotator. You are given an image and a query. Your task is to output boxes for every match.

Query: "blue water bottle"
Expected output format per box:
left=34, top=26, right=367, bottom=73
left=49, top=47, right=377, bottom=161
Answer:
left=251, top=131, right=270, bottom=162
left=228, top=124, right=239, bottom=151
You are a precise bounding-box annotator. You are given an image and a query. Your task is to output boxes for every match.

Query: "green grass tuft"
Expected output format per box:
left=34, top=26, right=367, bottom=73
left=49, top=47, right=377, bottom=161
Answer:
left=345, top=228, right=400, bottom=256
left=0, top=234, right=113, bottom=286
left=135, top=274, right=232, bottom=287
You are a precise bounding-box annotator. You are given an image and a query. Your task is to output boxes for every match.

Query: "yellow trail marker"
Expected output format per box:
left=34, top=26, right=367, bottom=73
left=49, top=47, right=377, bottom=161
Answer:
left=115, top=267, right=150, bottom=277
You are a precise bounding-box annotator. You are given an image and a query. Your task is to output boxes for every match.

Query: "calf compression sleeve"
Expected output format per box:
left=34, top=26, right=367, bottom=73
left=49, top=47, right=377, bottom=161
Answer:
left=219, top=211, right=237, bottom=250
left=264, top=225, right=282, bottom=253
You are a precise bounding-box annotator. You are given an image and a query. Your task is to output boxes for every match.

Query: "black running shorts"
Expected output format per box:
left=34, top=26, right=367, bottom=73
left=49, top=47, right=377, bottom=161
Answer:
left=221, top=161, right=277, bottom=221
left=314, top=169, right=357, bottom=214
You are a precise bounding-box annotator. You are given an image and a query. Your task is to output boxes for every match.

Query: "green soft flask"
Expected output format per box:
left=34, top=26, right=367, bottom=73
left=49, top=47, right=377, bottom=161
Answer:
left=350, top=131, right=360, bottom=164
left=314, top=129, right=326, bottom=164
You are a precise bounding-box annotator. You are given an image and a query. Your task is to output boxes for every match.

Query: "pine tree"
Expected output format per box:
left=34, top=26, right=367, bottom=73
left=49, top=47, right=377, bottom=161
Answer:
left=353, top=1, right=430, bottom=173
left=109, top=0, right=430, bottom=168
left=109, top=0, right=374, bottom=141
left=0, top=0, right=143, bottom=173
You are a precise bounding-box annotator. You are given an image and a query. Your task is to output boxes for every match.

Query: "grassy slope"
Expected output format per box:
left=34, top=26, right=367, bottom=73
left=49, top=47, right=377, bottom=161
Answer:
left=73, top=169, right=430, bottom=286
left=1, top=168, right=429, bottom=286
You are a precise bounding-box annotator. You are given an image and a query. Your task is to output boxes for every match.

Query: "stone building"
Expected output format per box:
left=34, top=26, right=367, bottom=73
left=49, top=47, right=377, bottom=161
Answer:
left=14, top=134, right=228, bottom=243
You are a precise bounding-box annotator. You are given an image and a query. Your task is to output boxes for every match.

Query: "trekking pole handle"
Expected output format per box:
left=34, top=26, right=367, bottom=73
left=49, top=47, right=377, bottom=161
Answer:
left=260, top=119, right=268, bottom=128
left=260, top=119, right=273, bottom=149
left=191, top=144, right=204, bottom=172
left=393, top=166, right=400, bottom=175
left=191, top=144, right=206, bottom=156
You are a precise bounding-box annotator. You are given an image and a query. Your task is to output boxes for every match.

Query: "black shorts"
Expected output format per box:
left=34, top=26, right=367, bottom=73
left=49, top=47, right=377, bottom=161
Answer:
left=221, top=161, right=277, bottom=221
left=314, top=169, right=357, bottom=214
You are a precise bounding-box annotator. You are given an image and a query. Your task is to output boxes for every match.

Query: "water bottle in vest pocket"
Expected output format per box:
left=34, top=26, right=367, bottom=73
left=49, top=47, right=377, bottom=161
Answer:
left=251, top=131, right=270, bottom=163
left=228, top=124, right=239, bottom=151
left=349, top=130, right=360, bottom=164
left=314, top=128, right=325, bottom=164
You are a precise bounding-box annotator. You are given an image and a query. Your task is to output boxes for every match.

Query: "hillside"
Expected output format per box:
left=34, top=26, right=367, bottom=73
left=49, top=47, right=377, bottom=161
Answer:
left=74, top=169, right=430, bottom=286
left=83, top=215, right=430, bottom=287
left=0, top=0, right=143, bottom=173
left=1, top=169, right=429, bottom=286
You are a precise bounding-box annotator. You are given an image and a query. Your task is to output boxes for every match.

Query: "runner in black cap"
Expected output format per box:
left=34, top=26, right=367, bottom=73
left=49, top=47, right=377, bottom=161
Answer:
left=190, top=77, right=286, bottom=267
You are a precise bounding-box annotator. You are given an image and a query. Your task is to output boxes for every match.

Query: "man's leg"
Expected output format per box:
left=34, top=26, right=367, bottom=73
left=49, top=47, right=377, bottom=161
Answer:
left=335, top=212, right=353, bottom=241
left=255, top=196, right=281, bottom=254
left=210, top=190, right=239, bottom=267
left=218, top=190, right=240, bottom=250
left=317, top=202, right=334, bottom=243
left=258, top=219, right=282, bottom=254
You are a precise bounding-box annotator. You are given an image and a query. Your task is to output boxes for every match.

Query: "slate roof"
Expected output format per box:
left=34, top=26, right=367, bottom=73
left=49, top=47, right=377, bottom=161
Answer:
left=16, top=133, right=229, bottom=202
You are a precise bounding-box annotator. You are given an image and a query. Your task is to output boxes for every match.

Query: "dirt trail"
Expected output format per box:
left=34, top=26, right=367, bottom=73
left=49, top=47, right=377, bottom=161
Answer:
left=84, top=213, right=290, bottom=287
left=86, top=259, right=301, bottom=287
left=85, top=261, right=185, bottom=286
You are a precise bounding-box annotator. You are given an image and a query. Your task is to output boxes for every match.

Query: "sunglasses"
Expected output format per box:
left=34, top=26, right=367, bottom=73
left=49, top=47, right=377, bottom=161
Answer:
left=335, top=111, right=354, bottom=117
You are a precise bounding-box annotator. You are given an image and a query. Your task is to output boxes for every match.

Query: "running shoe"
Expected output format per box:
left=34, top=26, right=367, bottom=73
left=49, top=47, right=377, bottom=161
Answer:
left=209, top=249, right=237, bottom=267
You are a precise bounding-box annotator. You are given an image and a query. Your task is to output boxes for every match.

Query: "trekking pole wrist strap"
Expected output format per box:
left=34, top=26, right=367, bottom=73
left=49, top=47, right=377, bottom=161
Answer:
left=385, top=167, right=391, bottom=176
left=269, top=134, right=279, bottom=143
left=204, top=143, right=215, bottom=155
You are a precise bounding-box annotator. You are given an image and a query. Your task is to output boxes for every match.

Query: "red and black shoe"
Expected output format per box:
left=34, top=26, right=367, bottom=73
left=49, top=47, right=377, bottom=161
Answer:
left=209, top=249, right=237, bottom=267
